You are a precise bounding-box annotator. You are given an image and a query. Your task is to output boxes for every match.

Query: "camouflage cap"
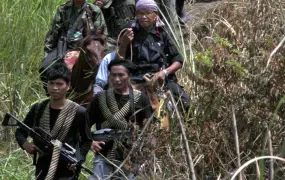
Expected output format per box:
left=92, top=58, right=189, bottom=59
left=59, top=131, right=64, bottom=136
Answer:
left=100, top=0, right=113, bottom=9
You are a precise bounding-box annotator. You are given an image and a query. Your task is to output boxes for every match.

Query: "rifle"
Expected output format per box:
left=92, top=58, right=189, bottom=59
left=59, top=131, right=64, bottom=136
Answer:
left=2, top=112, right=94, bottom=176
left=92, top=128, right=132, bottom=142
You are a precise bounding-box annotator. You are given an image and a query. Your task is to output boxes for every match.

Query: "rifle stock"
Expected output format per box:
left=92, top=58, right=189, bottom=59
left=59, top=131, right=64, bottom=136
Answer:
left=2, top=112, right=94, bottom=176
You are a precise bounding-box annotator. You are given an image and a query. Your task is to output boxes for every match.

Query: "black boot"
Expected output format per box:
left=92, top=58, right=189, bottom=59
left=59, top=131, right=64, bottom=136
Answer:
left=176, top=0, right=190, bottom=24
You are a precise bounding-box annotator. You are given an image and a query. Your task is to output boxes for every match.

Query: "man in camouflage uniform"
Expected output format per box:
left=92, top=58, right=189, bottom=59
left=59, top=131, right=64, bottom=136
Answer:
left=94, top=0, right=136, bottom=39
left=44, top=0, right=108, bottom=56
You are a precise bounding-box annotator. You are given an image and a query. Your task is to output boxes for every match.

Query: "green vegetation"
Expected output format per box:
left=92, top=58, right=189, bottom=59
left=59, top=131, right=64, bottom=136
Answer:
left=0, top=0, right=65, bottom=122
left=0, top=149, right=34, bottom=180
left=1, top=0, right=285, bottom=179
left=0, top=0, right=91, bottom=179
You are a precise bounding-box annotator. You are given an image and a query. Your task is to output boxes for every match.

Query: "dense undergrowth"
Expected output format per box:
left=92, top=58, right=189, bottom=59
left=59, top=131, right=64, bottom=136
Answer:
left=132, top=0, right=285, bottom=179
left=0, top=0, right=67, bottom=141
left=188, top=0, right=285, bottom=178
left=1, top=0, right=285, bottom=179
left=155, top=0, right=285, bottom=179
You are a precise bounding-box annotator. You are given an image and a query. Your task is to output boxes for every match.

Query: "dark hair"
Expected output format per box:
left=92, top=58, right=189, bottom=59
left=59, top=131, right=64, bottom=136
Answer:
left=107, top=58, right=135, bottom=74
left=46, top=63, right=71, bottom=83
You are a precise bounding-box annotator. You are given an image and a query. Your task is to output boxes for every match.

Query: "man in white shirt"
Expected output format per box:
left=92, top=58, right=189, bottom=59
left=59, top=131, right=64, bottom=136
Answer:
left=93, top=51, right=116, bottom=94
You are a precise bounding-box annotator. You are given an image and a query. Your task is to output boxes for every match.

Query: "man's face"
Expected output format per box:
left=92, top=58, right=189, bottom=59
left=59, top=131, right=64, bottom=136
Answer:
left=47, top=78, right=70, bottom=100
left=109, top=66, right=130, bottom=91
left=136, top=10, right=158, bottom=30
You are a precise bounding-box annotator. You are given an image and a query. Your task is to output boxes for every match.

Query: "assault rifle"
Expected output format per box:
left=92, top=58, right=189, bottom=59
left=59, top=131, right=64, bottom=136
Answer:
left=92, top=128, right=132, bottom=142
left=2, top=112, right=94, bottom=176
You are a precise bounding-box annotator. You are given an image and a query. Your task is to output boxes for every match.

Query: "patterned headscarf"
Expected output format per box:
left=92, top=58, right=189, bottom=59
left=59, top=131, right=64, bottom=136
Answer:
left=136, top=0, right=159, bottom=12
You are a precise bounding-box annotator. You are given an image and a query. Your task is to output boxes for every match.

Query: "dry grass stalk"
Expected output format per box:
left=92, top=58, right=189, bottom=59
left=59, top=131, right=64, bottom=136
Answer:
left=255, top=159, right=260, bottom=179
left=231, top=106, right=242, bottom=180
left=263, top=35, right=285, bottom=73
left=167, top=90, right=197, bottom=180
left=231, top=156, right=285, bottom=180
left=180, top=0, right=285, bottom=178
left=267, top=126, right=274, bottom=179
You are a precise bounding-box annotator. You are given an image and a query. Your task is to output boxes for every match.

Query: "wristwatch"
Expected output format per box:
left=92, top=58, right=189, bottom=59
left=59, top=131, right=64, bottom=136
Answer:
left=162, top=69, right=169, bottom=77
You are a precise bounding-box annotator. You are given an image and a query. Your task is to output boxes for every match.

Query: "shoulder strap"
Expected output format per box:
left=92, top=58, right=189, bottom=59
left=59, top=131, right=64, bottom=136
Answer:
left=129, top=85, right=136, bottom=123
left=32, top=99, right=49, bottom=128
left=51, top=100, right=79, bottom=141
left=66, top=6, right=88, bottom=40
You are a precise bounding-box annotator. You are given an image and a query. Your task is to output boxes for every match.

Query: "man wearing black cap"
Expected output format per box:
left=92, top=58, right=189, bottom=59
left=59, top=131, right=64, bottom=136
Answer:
left=86, top=59, right=153, bottom=179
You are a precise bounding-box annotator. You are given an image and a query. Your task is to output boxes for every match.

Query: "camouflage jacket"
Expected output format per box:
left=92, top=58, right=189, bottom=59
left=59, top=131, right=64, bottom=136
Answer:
left=44, top=1, right=108, bottom=53
left=100, top=0, right=135, bottom=38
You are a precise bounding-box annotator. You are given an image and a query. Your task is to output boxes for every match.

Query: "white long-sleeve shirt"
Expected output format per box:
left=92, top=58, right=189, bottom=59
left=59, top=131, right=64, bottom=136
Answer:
left=95, top=51, right=116, bottom=87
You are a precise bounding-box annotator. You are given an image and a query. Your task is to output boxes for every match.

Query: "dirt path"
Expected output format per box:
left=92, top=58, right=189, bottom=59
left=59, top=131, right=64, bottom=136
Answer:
left=186, top=1, right=222, bottom=27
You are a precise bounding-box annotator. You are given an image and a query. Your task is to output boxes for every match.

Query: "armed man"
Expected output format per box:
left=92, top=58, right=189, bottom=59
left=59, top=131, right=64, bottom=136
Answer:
left=15, top=63, right=92, bottom=179
left=41, top=0, right=108, bottom=89
left=117, top=0, right=190, bottom=109
left=86, top=59, right=153, bottom=179
left=44, top=0, right=108, bottom=59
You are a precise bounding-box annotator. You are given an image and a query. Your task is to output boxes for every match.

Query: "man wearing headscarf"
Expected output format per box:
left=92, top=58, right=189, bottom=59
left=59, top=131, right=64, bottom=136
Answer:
left=117, top=0, right=190, bottom=110
left=87, top=59, right=153, bottom=179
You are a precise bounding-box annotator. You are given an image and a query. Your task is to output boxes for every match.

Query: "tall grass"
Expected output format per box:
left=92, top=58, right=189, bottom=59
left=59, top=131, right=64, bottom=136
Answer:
left=0, top=0, right=67, bottom=178
left=0, top=1, right=98, bottom=179
left=130, top=0, right=285, bottom=179
left=0, top=149, right=34, bottom=180
left=1, top=0, right=285, bottom=179
left=0, top=0, right=67, bottom=140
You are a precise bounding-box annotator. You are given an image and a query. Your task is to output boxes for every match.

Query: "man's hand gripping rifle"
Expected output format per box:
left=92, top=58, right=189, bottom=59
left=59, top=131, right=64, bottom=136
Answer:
left=2, top=112, right=94, bottom=176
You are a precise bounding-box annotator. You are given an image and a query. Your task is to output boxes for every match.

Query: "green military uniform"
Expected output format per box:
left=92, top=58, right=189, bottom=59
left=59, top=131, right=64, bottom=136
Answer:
left=44, top=1, right=108, bottom=54
left=99, top=0, right=136, bottom=38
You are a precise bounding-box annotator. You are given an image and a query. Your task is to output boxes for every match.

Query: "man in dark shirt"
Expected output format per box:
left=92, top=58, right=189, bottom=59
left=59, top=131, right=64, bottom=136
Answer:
left=117, top=0, right=190, bottom=109
left=15, top=63, right=91, bottom=180
left=86, top=59, right=153, bottom=180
